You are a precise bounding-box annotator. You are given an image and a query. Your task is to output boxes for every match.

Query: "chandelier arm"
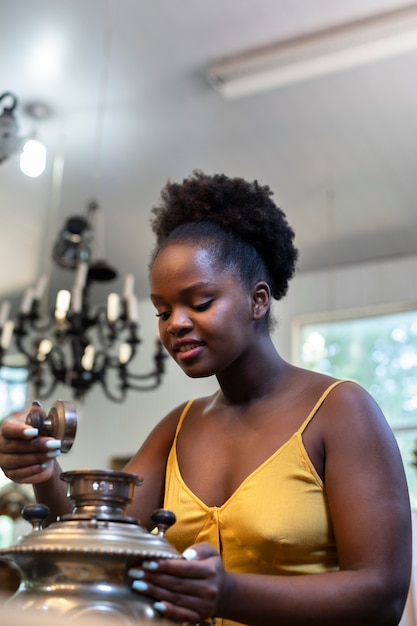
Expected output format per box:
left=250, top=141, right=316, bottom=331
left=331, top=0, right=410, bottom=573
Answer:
left=48, top=345, right=67, bottom=370
left=122, top=378, right=164, bottom=392
left=125, top=347, right=167, bottom=380
left=93, top=350, right=124, bottom=373
left=32, top=320, right=56, bottom=334
left=34, top=376, right=59, bottom=401
left=13, top=331, right=34, bottom=363
left=27, top=304, right=57, bottom=333
left=95, top=307, right=115, bottom=348
left=98, top=377, right=126, bottom=403
left=91, top=349, right=107, bottom=369
left=125, top=370, right=164, bottom=381
left=32, top=349, right=67, bottom=400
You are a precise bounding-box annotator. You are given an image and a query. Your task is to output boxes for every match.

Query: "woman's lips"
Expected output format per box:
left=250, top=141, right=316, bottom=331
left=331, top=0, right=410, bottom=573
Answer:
left=173, top=340, right=205, bottom=361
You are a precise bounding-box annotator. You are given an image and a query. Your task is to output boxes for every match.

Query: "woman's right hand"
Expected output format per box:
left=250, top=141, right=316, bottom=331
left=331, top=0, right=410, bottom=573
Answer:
left=0, top=403, right=62, bottom=484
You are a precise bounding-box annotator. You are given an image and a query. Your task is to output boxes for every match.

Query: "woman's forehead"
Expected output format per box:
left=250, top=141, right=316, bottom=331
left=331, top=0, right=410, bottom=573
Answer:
left=150, top=242, right=236, bottom=292
left=152, top=241, right=219, bottom=273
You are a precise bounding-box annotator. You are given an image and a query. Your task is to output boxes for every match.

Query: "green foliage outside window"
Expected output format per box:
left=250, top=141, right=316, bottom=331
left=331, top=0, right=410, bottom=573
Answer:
left=297, top=308, right=417, bottom=508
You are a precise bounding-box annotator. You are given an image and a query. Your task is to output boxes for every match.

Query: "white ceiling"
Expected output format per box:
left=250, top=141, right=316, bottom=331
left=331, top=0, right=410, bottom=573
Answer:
left=1, top=0, right=417, bottom=309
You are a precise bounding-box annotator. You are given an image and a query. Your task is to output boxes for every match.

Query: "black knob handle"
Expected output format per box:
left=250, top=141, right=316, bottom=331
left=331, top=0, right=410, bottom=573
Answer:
left=151, top=508, right=176, bottom=537
left=22, top=503, right=50, bottom=531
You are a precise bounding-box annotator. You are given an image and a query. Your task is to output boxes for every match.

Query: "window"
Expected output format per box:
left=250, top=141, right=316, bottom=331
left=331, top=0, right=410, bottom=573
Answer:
left=0, top=366, right=27, bottom=422
left=294, top=305, right=417, bottom=508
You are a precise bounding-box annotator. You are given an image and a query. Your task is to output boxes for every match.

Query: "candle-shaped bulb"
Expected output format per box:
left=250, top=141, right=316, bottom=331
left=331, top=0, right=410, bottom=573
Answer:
left=71, top=286, right=82, bottom=313
left=75, top=261, right=89, bottom=290
left=0, top=301, right=11, bottom=327
left=0, top=320, right=14, bottom=350
left=127, top=294, right=138, bottom=322
left=123, top=274, right=135, bottom=299
left=34, top=275, right=48, bottom=301
left=119, top=342, right=132, bottom=364
left=81, top=344, right=95, bottom=371
left=37, top=339, right=53, bottom=361
left=55, top=290, right=71, bottom=321
left=107, top=292, right=120, bottom=323
left=20, top=288, right=35, bottom=314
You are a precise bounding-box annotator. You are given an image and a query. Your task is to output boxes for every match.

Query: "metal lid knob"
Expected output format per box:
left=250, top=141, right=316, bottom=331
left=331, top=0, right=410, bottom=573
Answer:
left=25, top=400, right=78, bottom=453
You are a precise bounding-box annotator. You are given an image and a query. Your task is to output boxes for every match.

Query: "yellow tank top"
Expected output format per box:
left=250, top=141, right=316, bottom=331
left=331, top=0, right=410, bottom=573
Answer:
left=164, top=381, right=343, bottom=626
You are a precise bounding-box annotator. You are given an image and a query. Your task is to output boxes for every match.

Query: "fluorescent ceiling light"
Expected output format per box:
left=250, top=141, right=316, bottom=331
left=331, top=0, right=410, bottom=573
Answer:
left=207, top=4, right=417, bottom=98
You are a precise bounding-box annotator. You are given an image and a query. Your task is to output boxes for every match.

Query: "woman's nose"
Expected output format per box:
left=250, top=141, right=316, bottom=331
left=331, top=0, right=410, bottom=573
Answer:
left=167, top=309, right=193, bottom=336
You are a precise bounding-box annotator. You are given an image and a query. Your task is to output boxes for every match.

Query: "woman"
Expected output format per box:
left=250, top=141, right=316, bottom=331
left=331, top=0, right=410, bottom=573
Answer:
left=0, top=171, right=412, bottom=625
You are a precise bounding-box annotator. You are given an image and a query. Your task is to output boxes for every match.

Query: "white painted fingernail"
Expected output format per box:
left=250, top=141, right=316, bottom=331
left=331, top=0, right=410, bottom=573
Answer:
left=128, top=568, right=144, bottom=578
left=41, top=461, right=53, bottom=469
left=182, top=548, right=197, bottom=561
left=45, top=439, right=61, bottom=450
left=142, top=560, right=159, bottom=570
left=46, top=449, right=61, bottom=458
left=132, top=580, right=148, bottom=592
left=23, top=427, right=39, bottom=438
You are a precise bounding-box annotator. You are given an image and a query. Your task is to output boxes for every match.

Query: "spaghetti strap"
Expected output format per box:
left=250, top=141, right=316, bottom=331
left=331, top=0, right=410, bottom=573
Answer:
left=173, top=398, right=195, bottom=439
left=297, top=380, right=350, bottom=435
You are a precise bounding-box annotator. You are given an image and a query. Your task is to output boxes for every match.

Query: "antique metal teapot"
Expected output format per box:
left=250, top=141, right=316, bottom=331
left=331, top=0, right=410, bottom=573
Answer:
left=0, top=401, right=180, bottom=624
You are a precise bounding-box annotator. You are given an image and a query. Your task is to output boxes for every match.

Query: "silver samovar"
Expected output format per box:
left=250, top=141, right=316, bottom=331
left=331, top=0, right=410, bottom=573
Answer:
left=0, top=402, right=181, bottom=624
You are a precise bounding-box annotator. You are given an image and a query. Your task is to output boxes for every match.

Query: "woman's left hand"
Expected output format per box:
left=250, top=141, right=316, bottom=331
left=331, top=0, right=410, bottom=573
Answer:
left=129, top=542, right=225, bottom=624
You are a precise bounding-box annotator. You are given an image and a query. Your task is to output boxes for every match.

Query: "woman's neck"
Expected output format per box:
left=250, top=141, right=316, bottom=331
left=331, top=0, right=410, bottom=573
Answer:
left=215, top=335, right=289, bottom=407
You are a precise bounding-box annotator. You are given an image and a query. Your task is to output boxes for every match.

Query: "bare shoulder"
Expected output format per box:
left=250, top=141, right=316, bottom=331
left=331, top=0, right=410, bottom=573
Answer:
left=317, top=378, right=395, bottom=439
left=318, top=379, right=408, bottom=500
left=296, top=371, right=403, bottom=475
left=288, top=365, right=391, bottom=431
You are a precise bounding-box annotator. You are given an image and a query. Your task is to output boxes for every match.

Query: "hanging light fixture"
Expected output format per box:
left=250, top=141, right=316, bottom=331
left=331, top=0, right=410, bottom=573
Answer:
left=0, top=201, right=167, bottom=402
left=0, top=92, right=23, bottom=163
left=0, top=91, right=47, bottom=176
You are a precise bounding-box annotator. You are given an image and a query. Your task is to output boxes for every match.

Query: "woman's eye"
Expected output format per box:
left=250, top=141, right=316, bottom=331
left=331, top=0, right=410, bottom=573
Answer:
left=192, top=300, right=213, bottom=312
left=155, top=311, right=170, bottom=321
